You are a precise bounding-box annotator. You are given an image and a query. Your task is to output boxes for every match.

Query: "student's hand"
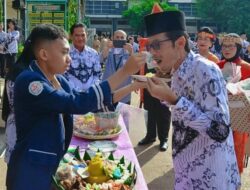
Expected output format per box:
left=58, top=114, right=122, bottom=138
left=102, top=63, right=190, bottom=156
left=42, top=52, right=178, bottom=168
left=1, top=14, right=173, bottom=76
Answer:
left=147, top=77, right=178, bottom=104
left=131, top=80, right=147, bottom=92
left=123, top=43, right=133, bottom=55
left=122, top=52, right=146, bottom=75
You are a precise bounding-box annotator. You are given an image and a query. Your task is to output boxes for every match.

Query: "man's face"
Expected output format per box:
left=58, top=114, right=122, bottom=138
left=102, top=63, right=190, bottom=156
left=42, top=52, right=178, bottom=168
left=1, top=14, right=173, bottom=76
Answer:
left=113, top=31, right=126, bottom=40
left=128, top=36, right=134, bottom=45
left=44, top=38, right=71, bottom=74
left=71, top=27, right=87, bottom=50
left=241, top=34, right=247, bottom=40
left=148, top=32, right=179, bottom=74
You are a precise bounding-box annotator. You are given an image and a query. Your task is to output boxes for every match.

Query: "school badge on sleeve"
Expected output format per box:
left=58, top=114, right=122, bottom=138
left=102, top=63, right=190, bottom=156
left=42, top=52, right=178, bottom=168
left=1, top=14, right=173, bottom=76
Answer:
left=28, top=81, right=43, bottom=96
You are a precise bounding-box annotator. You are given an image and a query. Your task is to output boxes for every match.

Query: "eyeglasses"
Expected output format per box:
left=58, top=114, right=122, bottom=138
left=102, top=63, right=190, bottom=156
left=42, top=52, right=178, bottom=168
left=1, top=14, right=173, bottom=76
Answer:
left=222, top=44, right=236, bottom=50
left=147, top=38, right=172, bottom=50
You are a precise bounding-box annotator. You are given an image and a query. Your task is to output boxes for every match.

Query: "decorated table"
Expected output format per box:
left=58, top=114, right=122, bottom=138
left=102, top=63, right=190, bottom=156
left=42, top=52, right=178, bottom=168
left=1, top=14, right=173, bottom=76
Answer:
left=70, top=116, right=148, bottom=190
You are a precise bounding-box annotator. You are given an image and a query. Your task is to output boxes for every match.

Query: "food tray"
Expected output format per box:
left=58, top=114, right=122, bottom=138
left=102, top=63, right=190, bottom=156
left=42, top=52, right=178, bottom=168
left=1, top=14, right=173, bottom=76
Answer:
left=53, top=147, right=137, bottom=190
left=73, top=126, right=123, bottom=140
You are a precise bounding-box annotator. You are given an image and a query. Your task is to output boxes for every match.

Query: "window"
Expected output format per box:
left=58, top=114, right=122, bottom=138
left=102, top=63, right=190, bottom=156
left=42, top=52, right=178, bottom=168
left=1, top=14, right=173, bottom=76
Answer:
left=169, top=3, right=197, bottom=17
left=91, top=20, right=112, bottom=25
left=85, top=0, right=128, bottom=15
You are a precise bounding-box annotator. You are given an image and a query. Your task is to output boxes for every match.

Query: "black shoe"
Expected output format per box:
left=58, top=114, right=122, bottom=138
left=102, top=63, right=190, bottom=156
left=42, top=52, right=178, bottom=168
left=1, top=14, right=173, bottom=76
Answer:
left=138, top=137, right=156, bottom=145
left=159, top=142, right=168, bottom=151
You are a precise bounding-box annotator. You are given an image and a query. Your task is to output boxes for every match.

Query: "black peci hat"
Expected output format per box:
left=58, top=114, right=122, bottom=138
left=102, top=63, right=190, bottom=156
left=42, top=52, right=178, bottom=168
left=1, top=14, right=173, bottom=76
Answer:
left=144, top=10, right=186, bottom=37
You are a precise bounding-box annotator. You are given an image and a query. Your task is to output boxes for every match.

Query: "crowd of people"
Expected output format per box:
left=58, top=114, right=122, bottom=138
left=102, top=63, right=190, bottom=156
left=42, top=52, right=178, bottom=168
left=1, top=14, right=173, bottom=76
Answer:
left=0, top=19, right=20, bottom=79
left=1, top=3, right=250, bottom=190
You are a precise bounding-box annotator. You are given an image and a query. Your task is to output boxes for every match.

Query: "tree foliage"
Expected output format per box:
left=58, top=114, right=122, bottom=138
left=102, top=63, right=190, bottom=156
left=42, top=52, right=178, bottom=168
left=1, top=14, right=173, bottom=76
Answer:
left=123, top=0, right=177, bottom=34
left=196, top=0, right=250, bottom=34
left=0, top=0, right=3, bottom=23
left=68, top=0, right=90, bottom=31
left=68, top=0, right=78, bottom=31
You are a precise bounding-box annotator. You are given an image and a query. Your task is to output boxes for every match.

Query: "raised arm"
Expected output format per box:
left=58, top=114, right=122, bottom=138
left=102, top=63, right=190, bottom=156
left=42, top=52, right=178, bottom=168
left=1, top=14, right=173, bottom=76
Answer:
left=107, top=52, right=146, bottom=92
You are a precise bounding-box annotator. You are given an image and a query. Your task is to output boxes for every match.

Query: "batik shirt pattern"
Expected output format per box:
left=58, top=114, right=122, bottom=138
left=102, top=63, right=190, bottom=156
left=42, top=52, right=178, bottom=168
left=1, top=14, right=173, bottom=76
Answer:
left=171, top=51, right=240, bottom=190
left=64, top=45, right=102, bottom=91
left=6, top=30, right=19, bottom=54
left=5, top=80, right=16, bottom=163
left=0, top=31, right=7, bottom=54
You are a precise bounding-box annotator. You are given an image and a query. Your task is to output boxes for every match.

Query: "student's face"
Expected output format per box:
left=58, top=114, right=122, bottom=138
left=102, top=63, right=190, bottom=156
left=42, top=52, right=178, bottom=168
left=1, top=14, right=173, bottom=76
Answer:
left=221, top=41, right=237, bottom=60
left=148, top=32, right=180, bottom=74
left=45, top=38, right=71, bottom=74
left=71, top=27, right=87, bottom=50
left=197, top=32, right=213, bottom=52
left=8, top=22, right=15, bottom=30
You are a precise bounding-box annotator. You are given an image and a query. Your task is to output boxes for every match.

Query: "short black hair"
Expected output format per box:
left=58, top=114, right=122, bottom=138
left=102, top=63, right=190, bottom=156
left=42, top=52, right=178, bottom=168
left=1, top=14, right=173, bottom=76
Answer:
left=70, top=23, right=86, bottom=35
left=7, top=24, right=68, bottom=81
left=165, top=31, right=190, bottom=53
left=8, top=19, right=17, bottom=26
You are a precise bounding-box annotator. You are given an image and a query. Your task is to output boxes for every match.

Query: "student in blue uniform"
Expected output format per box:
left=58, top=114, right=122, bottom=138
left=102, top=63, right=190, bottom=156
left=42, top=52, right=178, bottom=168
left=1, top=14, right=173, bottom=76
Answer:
left=6, top=24, right=146, bottom=190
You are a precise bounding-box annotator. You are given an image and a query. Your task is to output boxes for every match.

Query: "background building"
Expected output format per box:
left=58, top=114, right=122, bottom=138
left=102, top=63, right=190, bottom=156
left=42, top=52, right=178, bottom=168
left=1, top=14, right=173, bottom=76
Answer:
left=1, top=0, right=218, bottom=40
left=85, top=0, right=130, bottom=37
left=85, top=0, right=217, bottom=39
left=168, top=0, right=216, bottom=39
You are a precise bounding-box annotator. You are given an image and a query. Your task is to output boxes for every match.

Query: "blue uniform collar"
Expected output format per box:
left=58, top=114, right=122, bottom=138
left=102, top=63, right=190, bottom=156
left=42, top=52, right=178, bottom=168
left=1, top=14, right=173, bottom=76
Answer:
left=29, top=60, right=62, bottom=89
left=29, top=61, right=46, bottom=77
left=29, top=60, right=54, bottom=85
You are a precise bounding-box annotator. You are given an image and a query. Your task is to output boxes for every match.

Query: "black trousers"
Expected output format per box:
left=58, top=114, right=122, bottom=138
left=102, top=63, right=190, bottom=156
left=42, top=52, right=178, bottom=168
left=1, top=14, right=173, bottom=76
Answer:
left=5, top=53, right=17, bottom=74
left=0, top=53, right=5, bottom=77
left=143, top=90, right=171, bottom=143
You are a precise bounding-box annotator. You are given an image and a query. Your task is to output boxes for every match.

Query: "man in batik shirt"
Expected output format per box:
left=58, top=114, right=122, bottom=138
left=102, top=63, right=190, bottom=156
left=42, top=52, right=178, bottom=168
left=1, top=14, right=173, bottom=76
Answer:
left=144, top=3, right=240, bottom=190
left=64, top=23, right=101, bottom=91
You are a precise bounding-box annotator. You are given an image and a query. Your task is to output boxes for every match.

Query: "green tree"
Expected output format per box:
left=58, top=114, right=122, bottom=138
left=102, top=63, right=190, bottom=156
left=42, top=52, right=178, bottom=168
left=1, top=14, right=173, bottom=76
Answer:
left=196, top=0, right=250, bottom=34
left=0, top=0, right=3, bottom=22
left=68, top=0, right=78, bottom=31
left=68, top=0, right=90, bottom=31
left=123, top=0, right=177, bottom=34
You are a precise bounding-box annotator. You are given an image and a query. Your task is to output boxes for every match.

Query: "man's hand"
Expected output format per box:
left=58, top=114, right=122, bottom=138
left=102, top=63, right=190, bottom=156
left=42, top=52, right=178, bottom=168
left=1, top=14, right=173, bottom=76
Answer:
left=123, top=43, right=133, bottom=55
left=122, top=52, right=146, bottom=76
left=147, top=77, right=178, bottom=104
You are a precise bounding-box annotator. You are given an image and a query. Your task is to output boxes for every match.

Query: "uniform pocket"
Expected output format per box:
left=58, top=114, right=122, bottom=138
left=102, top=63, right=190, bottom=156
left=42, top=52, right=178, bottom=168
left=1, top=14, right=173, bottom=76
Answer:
left=27, top=149, right=58, bottom=166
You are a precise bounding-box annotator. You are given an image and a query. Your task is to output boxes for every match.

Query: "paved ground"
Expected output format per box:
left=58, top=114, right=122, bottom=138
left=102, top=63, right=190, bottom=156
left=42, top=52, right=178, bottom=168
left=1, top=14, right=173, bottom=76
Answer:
left=0, top=91, right=249, bottom=190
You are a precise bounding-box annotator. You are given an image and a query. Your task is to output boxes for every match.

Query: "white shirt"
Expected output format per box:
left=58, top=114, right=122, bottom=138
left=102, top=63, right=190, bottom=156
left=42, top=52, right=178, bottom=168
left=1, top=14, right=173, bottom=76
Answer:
left=6, top=30, right=20, bottom=54
left=64, top=45, right=102, bottom=92
left=0, top=31, right=7, bottom=54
